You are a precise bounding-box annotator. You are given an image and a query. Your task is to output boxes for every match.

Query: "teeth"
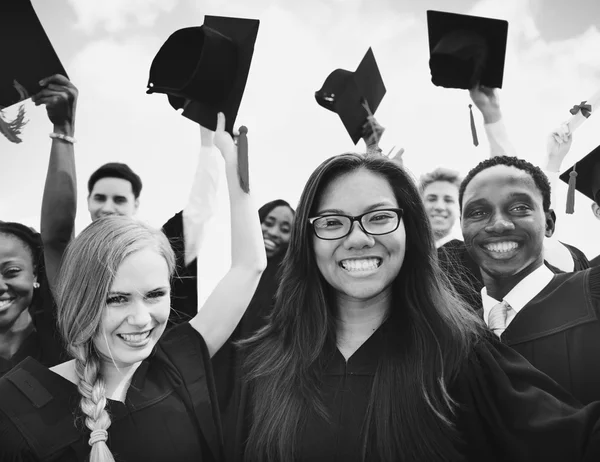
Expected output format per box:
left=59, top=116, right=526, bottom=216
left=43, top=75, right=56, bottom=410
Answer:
left=484, top=241, right=518, bottom=253
left=119, top=331, right=151, bottom=343
left=0, top=299, right=14, bottom=309
left=341, top=258, right=381, bottom=271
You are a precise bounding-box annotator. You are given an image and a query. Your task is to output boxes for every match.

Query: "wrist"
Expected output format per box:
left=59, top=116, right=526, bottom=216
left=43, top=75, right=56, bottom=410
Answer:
left=482, top=109, right=502, bottom=124
left=53, top=122, right=74, bottom=137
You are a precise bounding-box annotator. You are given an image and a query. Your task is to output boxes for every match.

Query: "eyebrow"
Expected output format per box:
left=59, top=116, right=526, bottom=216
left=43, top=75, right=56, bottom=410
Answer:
left=108, top=287, right=169, bottom=296
left=464, top=192, right=535, bottom=209
left=316, top=202, right=394, bottom=215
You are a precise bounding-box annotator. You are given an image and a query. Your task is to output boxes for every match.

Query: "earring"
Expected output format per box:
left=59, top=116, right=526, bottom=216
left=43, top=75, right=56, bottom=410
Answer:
left=33, top=282, right=40, bottom=289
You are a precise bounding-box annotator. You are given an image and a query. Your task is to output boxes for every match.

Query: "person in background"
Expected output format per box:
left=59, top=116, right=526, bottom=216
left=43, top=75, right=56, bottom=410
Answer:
left=35, top=74, right=222, bottom=325
left=0, top=223, right=63, bottom=377
left=460, top=155, right=600, bottom=404
left=221, top=152, right=600, bottom=462
left=0, top=113, right=266, bottom=462
left=419, top=167, right=462, bottom=248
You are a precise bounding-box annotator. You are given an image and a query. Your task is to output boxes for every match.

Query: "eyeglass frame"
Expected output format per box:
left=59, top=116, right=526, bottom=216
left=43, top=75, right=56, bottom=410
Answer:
left=308, top=208, right=404, bottom=240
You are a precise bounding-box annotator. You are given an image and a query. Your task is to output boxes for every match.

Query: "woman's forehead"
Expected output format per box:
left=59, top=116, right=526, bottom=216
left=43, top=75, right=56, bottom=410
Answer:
left=317, top=169, right=398, bottom=211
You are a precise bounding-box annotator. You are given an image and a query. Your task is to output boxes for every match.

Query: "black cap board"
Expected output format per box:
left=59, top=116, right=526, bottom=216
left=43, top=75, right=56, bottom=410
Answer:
left=147, top=15, right=259, bottom=134
left=315, top=48, right=386, bottom=145
left=0, top=0, right=68, bottom=110
left=428, top=10, right=508, bottom=90
left=559, top=144, right=600, bottom=212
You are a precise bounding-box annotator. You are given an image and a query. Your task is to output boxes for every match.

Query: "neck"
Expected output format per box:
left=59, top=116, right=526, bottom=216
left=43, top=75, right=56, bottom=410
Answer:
left=482, top=259, right=544, bottom=301
left=99, top=358, right=143, bottom=402
left=336, top=289, right=390, bottom=346
left=0, top=309, right=34, bottom=360
left=433, top=228, right=451, bottom=242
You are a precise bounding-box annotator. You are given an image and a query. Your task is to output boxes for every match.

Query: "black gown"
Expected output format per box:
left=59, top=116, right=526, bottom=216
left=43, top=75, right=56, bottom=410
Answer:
left=500, top=265, right=600, bottom=404
left=222, top=322, right=600, bottom=462
left=162, top=211, right=199, bottom=326
left=0, top=323, right=222, bottom=462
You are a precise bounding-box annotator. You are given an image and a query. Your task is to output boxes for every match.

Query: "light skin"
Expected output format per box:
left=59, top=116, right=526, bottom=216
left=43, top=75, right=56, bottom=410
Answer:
left=422, top=180, right=459, bottom=241
left=461, top=165, right=554, bottom=300
left=0, top=234, right=37, bottom=359
left=312, top=169, right=406, bottom=359
left=261, top=206, right=294, bottom=258
left=87, top=178, right=139, bottom=221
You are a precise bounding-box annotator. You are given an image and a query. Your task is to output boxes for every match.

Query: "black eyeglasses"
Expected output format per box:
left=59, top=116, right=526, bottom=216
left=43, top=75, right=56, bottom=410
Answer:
left=308, top=208, right=404, bottom=240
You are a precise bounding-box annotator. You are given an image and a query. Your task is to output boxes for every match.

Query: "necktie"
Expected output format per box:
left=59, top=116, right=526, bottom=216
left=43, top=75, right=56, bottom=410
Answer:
left=488, top=300, right=511, bottom=338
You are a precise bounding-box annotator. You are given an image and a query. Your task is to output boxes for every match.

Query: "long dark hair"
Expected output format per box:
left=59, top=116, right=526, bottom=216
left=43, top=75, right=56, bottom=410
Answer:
left=258, top=199, right=295, bottom=224
left=241, top=154, right=485, bottom=462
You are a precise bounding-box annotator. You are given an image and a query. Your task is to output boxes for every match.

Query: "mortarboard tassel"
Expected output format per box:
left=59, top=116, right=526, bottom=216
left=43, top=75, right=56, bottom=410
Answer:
left=566, top=162, right=577, bottom=214
left=469, top=104, right=479, bottom=147
left=0, top=105, right=27, bottom=144
left=237, top=126, right=249, bottom=193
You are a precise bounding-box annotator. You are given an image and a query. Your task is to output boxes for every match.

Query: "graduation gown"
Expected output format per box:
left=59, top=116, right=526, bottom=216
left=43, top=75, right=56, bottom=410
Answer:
left=500, top=266, right=600, bottom=404
left=162, top=210, right=199, bottom=325
left=221, top=322, right=600, bottom=462
left=0, top=323, right=222, bottom=462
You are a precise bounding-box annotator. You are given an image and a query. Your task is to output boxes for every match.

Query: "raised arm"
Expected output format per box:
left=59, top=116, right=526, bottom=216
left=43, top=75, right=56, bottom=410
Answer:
left=181, top=126, right=221, bottom=267
left=189, top=113, right=266, bottom=357
left=33, top=75, right=78, bottom=290
left=469, top=85, right=517, bottom=158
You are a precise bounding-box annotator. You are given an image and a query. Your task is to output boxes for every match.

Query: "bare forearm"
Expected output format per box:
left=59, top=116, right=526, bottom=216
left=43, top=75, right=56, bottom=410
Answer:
left=40, top=123, right=77, bottom=288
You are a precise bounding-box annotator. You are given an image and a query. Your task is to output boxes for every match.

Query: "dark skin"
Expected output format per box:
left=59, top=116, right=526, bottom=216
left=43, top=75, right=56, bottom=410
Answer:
left=461, top=165, right=555, bottom=300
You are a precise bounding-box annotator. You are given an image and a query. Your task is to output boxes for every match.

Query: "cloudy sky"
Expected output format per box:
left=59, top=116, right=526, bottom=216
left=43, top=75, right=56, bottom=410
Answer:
left=2, top=0, right=600, bottom=257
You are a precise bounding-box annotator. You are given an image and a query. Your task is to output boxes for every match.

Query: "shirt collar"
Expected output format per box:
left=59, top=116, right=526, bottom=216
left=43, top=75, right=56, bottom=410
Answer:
left=480, top=264, right=554, bottom=324
left=435, top=233, right=460, bottom=249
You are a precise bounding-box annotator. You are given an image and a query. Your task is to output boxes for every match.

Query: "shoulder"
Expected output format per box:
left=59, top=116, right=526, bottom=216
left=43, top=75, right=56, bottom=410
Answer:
left=0, top=358, right=80, bottom=460
left=157, top=323, right=210, bottom=372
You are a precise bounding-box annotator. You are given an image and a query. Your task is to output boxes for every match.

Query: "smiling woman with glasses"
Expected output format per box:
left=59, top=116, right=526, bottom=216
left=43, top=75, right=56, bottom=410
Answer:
left=221, top=152, right=600, bottom=462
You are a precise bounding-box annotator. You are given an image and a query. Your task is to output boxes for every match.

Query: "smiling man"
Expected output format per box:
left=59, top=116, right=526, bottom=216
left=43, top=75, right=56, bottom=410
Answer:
left=459, top=155, right=600, bottom=404
left=419, top=168, right=462, bottom=248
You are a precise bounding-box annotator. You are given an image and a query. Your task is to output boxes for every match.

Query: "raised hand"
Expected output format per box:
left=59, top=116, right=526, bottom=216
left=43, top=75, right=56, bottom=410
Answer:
left=546, top=123, right=572, bottom=172
left=213, top=112, right=238, bottom=165
left=31, top=74, right=77, bottom=135
left=469, top=85, right=501, bottom=124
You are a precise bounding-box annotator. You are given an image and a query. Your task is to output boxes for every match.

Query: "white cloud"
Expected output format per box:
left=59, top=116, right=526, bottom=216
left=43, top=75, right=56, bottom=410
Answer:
left=67, top=0, right=179, bottom=33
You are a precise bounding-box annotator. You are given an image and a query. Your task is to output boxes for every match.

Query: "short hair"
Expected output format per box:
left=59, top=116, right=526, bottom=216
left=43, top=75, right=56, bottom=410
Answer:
left=87, top=163, right=143, bottom=199
left=459, top=156, right=551, bottom=212
left=419, top=167, right=463, bottom=195
left=258, top=199, right=295, bottom=223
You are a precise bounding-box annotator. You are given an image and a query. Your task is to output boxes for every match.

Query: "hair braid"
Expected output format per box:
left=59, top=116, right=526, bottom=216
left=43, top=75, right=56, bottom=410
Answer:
left=73, top=346, right=115, bottom=462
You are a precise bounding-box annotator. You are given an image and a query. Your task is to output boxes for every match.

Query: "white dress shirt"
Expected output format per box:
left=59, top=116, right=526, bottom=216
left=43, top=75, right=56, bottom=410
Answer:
left=481, top=264, right=555, bottom=330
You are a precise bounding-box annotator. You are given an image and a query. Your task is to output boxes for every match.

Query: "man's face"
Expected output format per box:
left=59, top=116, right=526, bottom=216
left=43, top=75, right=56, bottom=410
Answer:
left=422, top=180, right=459, bottom=239
left=461, top=165, right=553, bottom=284
left=87, top=177, right=139, bottom=221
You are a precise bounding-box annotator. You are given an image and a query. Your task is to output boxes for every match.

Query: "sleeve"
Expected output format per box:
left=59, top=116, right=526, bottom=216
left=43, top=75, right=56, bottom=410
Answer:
left=587, top=265, right=600, bottom=306
left=484, top=120, right=518, bottom=158
left=0, top=410, right=36, bottom=462
left=157, top=323, right=223, bottom=459
left=182, top=145, right=223, bottom=267
left=455, top=337, right=600, bottom=461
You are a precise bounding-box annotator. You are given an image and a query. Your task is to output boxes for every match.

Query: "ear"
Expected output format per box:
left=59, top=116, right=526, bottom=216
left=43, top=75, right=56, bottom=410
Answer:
left=544, top=210, right=556, bottom=238
left=591, top=202, right=600, bottom=221
left=134, top=198, right=140, bottom=213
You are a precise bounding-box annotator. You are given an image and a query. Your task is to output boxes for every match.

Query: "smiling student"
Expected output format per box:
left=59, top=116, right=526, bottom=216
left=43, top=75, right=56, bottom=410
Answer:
left=460, top=155, right=600, bottom=404
left=419, top=168, right=462, bottom=248
left=0, top=114, right=266, bottom=461
left=220, top=152, right=600, bottom=462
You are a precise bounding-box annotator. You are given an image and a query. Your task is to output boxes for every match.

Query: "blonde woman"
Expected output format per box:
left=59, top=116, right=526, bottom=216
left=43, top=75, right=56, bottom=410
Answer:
left=0, top=114, right=266, bottom=461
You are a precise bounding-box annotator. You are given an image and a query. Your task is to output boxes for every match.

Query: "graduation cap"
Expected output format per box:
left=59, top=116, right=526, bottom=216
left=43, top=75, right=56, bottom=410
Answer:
left=428, top=10, right=508, bottom=90
left=559, top=144, right=600, bottom=214
left=427, top=11, right=508, bottom=146
left=0, top=0, right=68, bottom=143
left=315, top=48, right=386, bottom=145
left=147, top=16, right=259, bottom=134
